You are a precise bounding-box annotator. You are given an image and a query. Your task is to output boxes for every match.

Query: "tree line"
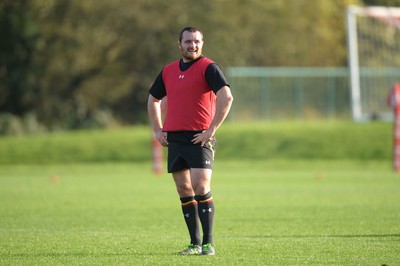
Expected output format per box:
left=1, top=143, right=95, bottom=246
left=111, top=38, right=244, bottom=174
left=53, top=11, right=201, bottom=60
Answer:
left=0, top=0, right=397, bottom=134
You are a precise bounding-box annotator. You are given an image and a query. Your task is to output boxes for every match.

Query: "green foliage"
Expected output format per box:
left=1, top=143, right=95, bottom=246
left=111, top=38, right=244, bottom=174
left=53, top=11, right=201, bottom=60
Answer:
left=0, top=121, right=392, bottom=165
left=0, top=1, right=37, bottom=116
left=0, top=162, right=399, bottom=265
left=1, top=0, right=364, bottom=131
left=363, top=0, right=400, bottom=6
left=0, top=112, right=45, bottom=135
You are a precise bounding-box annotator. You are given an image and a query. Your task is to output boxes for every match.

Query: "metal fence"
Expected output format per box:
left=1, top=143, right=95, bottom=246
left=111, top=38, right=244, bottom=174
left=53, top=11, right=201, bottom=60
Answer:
left=227, top=67, right=398, bottom=121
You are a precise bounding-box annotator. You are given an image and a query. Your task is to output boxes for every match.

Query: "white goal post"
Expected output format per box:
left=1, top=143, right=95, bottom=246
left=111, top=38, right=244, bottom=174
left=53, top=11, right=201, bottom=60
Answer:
left=346, top=5, right=400, bottom=122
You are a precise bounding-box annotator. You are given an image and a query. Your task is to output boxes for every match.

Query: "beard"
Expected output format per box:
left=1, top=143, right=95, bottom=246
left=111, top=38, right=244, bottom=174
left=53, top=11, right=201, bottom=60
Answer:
left=181, top=49, right=202, bottom=62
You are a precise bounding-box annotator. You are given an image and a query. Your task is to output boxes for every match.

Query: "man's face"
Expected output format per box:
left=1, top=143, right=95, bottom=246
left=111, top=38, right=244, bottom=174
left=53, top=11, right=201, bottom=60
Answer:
left=178, top=31, right=203, bottom=62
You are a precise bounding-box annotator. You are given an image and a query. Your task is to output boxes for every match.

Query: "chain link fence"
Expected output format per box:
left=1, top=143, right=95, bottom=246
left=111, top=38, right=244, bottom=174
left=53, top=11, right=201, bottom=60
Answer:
left=227, top=67, right=397, bottom=121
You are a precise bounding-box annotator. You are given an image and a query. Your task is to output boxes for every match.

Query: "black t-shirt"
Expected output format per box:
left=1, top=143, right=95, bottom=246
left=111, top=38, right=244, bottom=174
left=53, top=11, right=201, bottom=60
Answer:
left=149, top=56, right=230, bottom=100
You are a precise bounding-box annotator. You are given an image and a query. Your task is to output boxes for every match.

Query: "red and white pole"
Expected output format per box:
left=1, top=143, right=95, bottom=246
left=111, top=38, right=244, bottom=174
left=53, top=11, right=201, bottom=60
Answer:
left=387, top=82, right=400, bottom=172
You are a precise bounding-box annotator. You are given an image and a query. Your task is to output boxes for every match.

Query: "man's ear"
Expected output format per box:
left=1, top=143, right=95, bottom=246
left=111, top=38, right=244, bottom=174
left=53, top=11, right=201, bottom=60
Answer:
left=177, top=41, right=181, bottom=49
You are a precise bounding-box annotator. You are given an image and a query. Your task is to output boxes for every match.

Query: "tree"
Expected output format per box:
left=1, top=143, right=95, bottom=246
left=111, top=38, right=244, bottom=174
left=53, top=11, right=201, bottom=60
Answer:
left=362, top=0, right=400, bottom=6
left=0, top=0, right=366, bottom=132
left=0, top=0, right=36, bottom=116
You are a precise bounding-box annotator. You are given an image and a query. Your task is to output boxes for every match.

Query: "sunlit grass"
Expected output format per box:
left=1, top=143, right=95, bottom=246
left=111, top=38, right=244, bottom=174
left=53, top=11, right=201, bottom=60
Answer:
left=0, top=121, right=392, bottom=164
left=0, top=161, right=399, bottom=265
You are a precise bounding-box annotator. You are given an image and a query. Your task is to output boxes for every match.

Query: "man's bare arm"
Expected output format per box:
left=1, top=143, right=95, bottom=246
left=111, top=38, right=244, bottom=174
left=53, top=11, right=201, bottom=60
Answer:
left=192, top=86, right=233, bottom=146
left=148, top=95, right=168, bottom=146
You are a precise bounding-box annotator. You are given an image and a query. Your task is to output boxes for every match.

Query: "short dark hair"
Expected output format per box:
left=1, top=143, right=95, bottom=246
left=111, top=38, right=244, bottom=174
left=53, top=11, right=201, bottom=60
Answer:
left=179, top=27, right=203, bottom=42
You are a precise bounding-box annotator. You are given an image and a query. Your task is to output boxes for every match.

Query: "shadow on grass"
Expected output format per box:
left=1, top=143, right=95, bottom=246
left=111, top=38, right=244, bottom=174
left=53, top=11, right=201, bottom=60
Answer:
left=224, top=234, right=400, bottom=239
left=2, top=251, right=168, bottom=257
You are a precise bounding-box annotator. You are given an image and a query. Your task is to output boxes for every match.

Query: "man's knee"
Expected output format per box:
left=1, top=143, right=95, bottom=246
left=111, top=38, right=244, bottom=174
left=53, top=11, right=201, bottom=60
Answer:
left=176, top=184, right=194, bottom=197
left=191, top=169, right=212, bottom=195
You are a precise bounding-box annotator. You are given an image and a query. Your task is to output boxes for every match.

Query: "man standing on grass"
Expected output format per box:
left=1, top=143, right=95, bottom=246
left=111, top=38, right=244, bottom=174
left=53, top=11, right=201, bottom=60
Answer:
left=147, top=27, right=233, bottom=255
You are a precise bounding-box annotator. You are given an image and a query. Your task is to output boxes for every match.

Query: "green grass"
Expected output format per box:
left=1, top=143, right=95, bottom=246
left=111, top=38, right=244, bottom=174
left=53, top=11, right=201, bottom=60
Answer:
left=0, top=126, right=152, bottom=164
left=218, top=121, right=392, bottom=161
left=0, top=121, right=393, bottom=164
left=1, top=161, right=399, bottom=265
left=0, top=121, right=398, bottom=264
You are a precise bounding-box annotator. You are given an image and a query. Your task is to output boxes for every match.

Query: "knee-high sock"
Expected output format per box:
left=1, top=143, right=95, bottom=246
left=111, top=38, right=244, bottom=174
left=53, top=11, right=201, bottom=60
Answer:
left=195, top=192, right=214, bottom=245
left=180, top=196, right=201, bottom=246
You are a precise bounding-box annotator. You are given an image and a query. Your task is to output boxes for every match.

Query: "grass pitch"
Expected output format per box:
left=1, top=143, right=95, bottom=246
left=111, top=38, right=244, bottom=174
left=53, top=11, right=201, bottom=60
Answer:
left=0, top=121, right=392, bottom=164
left=0, top=161, right=399, bottom=265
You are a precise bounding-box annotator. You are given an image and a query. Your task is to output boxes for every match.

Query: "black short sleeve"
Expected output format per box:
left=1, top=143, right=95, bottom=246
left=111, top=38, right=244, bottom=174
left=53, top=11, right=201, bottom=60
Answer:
left=205, top=63, right=230, bottom=94
left=149, top=71, right=166, bottom=100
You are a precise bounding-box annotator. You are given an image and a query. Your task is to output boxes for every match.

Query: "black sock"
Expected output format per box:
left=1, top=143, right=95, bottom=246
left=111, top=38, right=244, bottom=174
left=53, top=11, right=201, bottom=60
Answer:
left=195, top=192, right=214, bottom=245
left=180, top=196, right=201, bottom=246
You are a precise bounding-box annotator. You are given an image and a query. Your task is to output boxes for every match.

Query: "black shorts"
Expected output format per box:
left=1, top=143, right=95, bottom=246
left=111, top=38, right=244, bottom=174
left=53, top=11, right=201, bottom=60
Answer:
left=166, top=131, right=216, bottom=173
